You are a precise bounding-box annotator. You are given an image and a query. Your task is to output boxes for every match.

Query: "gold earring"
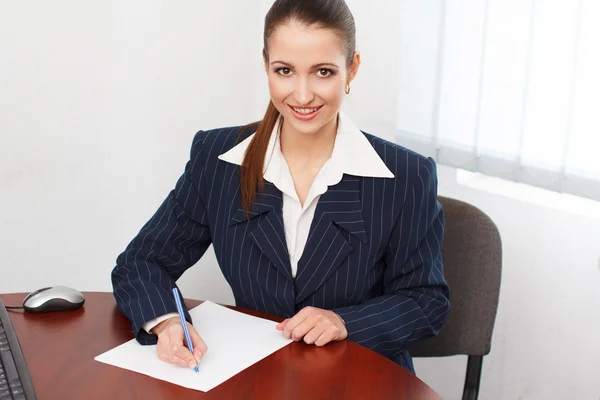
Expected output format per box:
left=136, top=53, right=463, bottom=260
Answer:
left=345, top=83, right=351, bottom=94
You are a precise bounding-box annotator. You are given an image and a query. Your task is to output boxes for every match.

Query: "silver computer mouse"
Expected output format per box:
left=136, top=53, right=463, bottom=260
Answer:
left=23, top=286, right=85, bottom=313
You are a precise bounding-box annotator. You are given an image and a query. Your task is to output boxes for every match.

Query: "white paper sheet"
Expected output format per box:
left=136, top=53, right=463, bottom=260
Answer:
left=95, top=301, right=292, bottom=392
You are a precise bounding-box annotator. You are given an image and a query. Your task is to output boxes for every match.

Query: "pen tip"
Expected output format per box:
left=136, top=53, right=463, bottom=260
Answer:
left=194, top=366, right=199, bottom=373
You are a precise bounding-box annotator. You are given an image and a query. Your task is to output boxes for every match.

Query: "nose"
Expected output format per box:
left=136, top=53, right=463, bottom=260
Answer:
left=293, top=77, right=314, bottom=106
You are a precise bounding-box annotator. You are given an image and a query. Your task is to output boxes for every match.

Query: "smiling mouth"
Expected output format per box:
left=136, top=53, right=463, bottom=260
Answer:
left=288, top=104, right=323, bottom=116
left=290, top=106, right=322, bottom=114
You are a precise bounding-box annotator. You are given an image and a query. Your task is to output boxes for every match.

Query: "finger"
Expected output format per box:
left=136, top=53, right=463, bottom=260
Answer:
left=170, top=353, right=193, bottom=367
left=283, top=313, right=310, bottom=339
left=302, top=323, right=326, bottom=345
left=290, top=315, right=319, bottom=341
left=158, top=340, right=190, bottom=367
left=314, top=329, right=337, bottom=347
left=167, top=329, right=197, bottom=368
left=172, top=344, right=198, bottom=369
left=192, top=348, right=204, bottom=364
left=188, top=325, right=207, bottom=362
left=276, top=319, right=289, bottom=331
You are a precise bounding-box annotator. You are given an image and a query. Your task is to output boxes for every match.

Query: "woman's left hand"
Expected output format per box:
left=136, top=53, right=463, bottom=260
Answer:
left=276, top=307, right=347, bottom=346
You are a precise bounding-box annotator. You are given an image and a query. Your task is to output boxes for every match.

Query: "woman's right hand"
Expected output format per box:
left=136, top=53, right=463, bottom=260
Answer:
left=152, top=317, right=208, bottom=369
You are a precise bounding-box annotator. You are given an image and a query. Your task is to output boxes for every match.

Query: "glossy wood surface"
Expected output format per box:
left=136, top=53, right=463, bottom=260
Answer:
left=0, top=292, right=441, bottom=400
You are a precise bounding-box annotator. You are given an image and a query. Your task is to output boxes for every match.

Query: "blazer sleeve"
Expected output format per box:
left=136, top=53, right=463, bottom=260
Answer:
left=333, top=157, right=450, bottom=359
left=111, top=131, right=213, bottom=345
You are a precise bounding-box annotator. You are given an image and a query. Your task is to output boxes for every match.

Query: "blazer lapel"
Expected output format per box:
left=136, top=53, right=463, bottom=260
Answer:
left=229, top=181, right=293, bottom=281
left=294, top=176, right=367, bottom=304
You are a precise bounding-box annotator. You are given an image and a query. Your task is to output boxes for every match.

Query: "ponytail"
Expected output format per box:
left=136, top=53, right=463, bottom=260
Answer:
left=240, top=101, right=281, bottom=218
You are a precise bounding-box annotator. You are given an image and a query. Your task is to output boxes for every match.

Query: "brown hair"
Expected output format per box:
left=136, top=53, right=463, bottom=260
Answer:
left=240, top=0, right=357, bottom=217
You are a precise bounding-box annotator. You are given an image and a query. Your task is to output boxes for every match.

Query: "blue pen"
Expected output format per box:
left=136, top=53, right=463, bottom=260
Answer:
left=172, top=287, right=199, bottom=373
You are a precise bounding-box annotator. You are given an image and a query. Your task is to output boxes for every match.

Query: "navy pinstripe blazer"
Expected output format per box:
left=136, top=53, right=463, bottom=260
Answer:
left=111, top=125, right=450, bottom=374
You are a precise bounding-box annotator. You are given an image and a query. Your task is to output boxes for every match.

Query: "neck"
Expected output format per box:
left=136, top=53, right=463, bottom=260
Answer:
left=279, top=115, right=338, bottom=167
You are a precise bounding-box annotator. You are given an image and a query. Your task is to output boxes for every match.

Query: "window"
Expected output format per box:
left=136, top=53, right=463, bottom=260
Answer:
left=395, top=0, right=600, bottom=202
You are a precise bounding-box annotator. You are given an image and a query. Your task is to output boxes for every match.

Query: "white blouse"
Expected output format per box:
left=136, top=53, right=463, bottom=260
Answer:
left=219, top=111, right=394, bottom=277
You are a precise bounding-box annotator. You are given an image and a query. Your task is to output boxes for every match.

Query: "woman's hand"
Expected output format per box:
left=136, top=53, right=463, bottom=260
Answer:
left=276, top=307, right=347, bottom=346
left=152, top=317, right=208, bottom=368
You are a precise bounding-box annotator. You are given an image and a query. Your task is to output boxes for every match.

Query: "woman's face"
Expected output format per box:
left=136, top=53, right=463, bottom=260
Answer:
left=265, top=21, right=359, bottom=137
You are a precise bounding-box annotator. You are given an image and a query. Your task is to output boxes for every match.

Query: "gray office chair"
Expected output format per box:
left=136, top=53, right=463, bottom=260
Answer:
left=410, top=196, right=502, bottom=400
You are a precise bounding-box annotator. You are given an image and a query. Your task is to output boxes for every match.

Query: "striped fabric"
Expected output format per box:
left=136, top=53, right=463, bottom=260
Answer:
left=111, top=126, right=450, bottom=374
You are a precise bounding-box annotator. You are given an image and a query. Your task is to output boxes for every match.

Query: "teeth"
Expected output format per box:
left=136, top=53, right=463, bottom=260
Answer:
left=293, top=107, right=319, bottom=114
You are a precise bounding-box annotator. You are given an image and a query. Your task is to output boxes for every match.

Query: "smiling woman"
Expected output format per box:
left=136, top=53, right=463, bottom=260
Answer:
left=111, top=0, right=451, bottom=377
left=242, top=0, right=360, bottom=214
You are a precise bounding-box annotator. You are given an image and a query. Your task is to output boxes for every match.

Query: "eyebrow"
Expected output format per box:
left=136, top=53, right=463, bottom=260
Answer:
left=270, top=61, right=340, bottom=69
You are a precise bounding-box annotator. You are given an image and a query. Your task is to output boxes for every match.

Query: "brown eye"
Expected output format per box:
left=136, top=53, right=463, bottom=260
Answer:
left=317, top=68, right=333, bottom=78
left=276, top=67, right=292, bottom=76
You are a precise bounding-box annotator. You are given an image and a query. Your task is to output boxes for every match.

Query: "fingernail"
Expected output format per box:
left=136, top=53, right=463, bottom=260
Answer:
left=189, top=361, right=196, bottom=369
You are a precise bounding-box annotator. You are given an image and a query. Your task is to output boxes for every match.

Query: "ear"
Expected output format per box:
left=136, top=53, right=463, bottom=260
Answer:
left=347, top=51, right=361, bottom=83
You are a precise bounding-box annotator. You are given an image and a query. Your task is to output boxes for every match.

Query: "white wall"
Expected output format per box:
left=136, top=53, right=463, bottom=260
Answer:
left=0, top=0, right=266, bottom=305
left=1, top=2, right=599, bottom=400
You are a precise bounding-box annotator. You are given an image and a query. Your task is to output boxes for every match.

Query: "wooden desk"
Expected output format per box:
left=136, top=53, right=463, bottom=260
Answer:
left=0, top=292, right=441, bottom=400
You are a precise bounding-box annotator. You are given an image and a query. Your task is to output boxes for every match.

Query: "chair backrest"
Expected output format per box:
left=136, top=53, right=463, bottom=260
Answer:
left=410, top=196, right=502, bottom=357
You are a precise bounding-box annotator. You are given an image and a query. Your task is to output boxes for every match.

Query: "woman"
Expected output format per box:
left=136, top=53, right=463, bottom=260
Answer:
left=112, top=0, right=450, bottom=375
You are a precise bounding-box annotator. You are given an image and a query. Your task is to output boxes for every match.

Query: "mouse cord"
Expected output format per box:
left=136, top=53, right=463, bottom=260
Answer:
left=4, top=305, right=25, bottom=311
